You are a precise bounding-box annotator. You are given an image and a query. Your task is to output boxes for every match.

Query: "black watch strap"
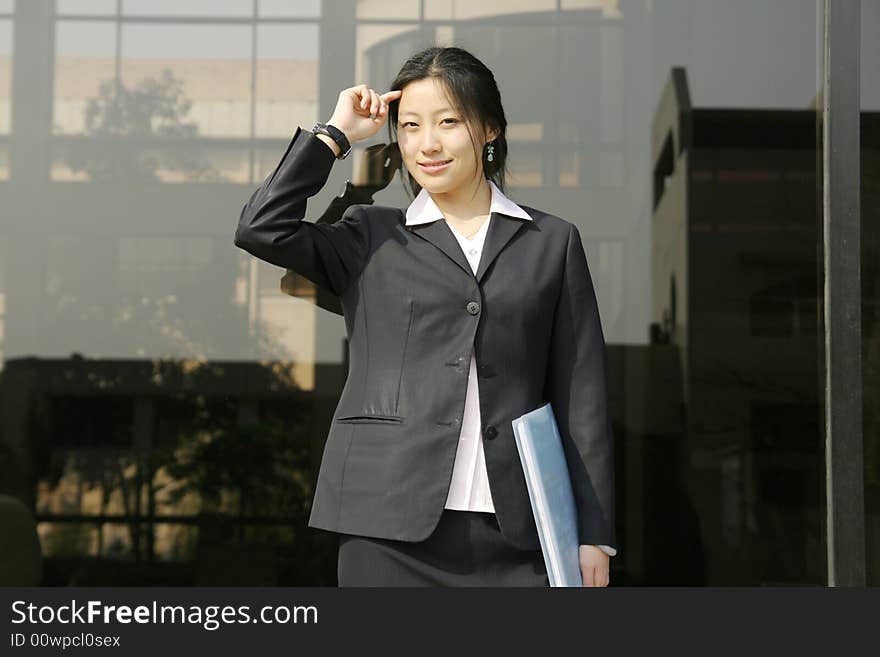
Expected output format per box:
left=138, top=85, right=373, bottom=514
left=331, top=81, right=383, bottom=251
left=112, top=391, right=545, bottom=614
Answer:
left=311, top=122, right=352, bottom=159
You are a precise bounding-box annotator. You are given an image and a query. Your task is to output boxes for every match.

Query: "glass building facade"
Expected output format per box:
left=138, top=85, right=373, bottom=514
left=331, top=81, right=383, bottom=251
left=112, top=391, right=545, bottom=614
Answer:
left=0, top=0, right=873, bottom=586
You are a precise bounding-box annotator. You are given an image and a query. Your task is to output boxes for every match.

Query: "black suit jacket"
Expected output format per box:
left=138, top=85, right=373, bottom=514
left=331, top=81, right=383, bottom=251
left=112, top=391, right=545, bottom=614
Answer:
left=235, top=126, right=616, bottom=552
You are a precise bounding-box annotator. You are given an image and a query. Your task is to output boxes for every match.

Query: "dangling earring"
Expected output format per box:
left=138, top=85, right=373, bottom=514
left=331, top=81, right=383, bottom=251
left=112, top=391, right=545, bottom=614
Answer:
left=486, top=142, right=495, bottom=163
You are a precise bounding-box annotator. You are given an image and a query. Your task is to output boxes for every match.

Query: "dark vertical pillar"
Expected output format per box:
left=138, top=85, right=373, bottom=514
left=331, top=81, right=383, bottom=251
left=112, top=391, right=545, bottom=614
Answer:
left=823, top=0, right=865, bottom=586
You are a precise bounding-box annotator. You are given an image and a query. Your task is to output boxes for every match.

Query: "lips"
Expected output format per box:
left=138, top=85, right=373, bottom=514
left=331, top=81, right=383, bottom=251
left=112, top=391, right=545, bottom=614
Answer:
left=418, top=159, right=452, bottom=173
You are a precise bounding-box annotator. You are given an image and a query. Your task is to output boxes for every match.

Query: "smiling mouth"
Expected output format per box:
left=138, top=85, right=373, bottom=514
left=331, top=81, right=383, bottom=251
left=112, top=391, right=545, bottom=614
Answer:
left=418, top=159, right=452, bottom=172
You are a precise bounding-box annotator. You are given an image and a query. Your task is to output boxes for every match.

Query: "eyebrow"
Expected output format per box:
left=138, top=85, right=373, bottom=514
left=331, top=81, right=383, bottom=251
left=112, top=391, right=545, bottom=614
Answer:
left=399, top=108, right=456, bottom=118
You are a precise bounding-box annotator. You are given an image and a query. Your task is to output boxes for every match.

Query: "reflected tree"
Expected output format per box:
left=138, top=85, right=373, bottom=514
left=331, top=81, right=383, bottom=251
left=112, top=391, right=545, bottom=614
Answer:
left=61, top=69, right=227, bottom=183
left=164, top=420, right=311, bottom=539
left=24, top=356, right=336, bottom=584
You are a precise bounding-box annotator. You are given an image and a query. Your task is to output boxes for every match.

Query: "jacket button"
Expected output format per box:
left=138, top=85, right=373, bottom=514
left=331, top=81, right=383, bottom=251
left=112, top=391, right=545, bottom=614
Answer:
left=483, top=425, right=498, bottom=440
left=466, top=301, right=481, bottom=315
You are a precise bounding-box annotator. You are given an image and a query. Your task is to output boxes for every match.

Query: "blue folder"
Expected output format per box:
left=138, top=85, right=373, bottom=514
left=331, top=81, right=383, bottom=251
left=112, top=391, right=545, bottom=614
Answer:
left=512, top=402, right=582, bottom=587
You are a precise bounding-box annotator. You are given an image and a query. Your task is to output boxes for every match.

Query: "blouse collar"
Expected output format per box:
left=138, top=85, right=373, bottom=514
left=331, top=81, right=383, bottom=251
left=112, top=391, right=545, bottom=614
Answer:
left=404, top=180, right=533, bottom=226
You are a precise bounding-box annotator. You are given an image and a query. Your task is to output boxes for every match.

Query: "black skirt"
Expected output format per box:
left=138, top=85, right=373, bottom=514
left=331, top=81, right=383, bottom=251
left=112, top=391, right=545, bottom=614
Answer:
left=336, top=509, right=549, bottom=587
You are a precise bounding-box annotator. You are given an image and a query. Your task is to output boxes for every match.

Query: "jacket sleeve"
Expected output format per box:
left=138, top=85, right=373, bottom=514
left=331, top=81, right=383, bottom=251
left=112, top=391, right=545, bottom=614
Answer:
left=234, top=126, right=371, bottom=297
left=545, top=223, right=617, bottom=553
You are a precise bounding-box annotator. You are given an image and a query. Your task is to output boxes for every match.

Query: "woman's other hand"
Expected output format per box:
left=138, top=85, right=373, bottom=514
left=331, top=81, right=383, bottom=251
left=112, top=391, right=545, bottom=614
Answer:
left=579, top=545, right=610, bottom=587
left=325, top=85, right=402, bottom=147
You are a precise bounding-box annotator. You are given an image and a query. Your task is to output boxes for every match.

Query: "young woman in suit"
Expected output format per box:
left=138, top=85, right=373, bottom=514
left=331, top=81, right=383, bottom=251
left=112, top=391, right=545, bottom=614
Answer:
left=235, top=46, right=616, bottom=587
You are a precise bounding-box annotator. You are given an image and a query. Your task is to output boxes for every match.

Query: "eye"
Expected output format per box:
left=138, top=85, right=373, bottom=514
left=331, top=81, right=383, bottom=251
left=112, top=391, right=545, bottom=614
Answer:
left=401, top=119, right=457, bottom=128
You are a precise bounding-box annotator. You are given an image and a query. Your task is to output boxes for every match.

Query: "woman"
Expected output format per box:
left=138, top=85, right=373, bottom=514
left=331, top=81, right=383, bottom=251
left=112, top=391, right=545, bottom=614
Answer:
left=235, top=47, right=616, bottom=587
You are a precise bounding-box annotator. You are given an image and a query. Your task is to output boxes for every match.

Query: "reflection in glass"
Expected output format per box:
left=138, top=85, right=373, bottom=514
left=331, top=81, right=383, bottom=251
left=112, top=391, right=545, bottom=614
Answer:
left=559, top=151, right=579, bottom=187
left=51, top=21, right=255, bottom=182
left=122, top=0, right=253, bottom=18
left=560, top=0, right=621, bottom=16
left=53, top=21, right=116, bottom=136
left=51, top=125, right=247, bottom=184
left=598, top=151, right=624, bottom=188
left=424, top=0, right=555, bottom=20
left=652, top=66, right=823, bottom=584
left=0, top=0, right=838, bottom=587
left=862, top=0, right=880, bottom=586
left=121, top=24, right=252, bottom=139
left=56, top=0, right=116, bottom=15
left=139, top=144, right=244, bottom=183
left=0, top=19, right=9, bottom=136
left=255, top=24, right=320, bottom=138
left=507, top=123, right=543, bottom=142
left=0, top=246, right=5, bottom=366
left=507, top=149, right=542, bottom=187
left=358, top=0, right=419, bottom=20
left=17, top=356, right=324, bottom=582
left=259, top=0, right=322, bottom=19
left=355, top=23, right=421, bottom=89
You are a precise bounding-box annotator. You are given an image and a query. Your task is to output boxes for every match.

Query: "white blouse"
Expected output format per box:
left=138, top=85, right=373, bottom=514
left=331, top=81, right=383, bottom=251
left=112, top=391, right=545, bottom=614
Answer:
left=405, top=182, right=617, bottom=558
left=442, top=215, right=496, bottom=513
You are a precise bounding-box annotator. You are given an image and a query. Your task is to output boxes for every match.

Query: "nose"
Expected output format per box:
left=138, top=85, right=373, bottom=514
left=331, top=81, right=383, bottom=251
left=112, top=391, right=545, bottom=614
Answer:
left=418, top=126, right=442, bottom=154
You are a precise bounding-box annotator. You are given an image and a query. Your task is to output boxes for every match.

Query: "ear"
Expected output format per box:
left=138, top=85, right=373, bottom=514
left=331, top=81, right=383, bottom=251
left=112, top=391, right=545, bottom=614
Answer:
left=485, top=126, right=500, bottom=143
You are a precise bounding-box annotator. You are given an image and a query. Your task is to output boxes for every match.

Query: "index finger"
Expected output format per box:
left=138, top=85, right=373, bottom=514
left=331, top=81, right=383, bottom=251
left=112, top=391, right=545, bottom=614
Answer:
left=381, top=90, right=402, bottom=102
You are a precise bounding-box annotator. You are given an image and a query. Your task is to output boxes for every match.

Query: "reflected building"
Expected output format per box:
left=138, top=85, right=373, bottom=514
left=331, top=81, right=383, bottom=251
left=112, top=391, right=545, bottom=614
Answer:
left=652, top=67, right=820, bottom=584
left=651, top=68, right=879, bottom=585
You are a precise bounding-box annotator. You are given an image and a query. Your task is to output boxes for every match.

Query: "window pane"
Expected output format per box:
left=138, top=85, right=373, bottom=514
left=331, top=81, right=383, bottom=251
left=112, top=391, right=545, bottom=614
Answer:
left=56, top=0, right=116, bottom=15
left=255, top=23, right=319, bottom=138
left=259, top=0, right=321, bottom=18
left=121, top=23, right=252, bottom=138
left=560, top=0, right=622, bottom=16
left=38, top=523, right=100, bottom=558
left=355, top=22, right=424, bottom=101
left=425, top=0, right=555, bottom=20
left=358, top=0, right=419, bottom=20
left=53, top=21, right=116, bottom=137
left=0, top=0, right=834, bottom=587
left=122, top=0, right=253, bottom=18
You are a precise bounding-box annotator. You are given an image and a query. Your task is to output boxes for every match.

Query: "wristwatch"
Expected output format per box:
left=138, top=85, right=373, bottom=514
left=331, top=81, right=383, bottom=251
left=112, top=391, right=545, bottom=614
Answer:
left=311, top=121, right=352, bottom=159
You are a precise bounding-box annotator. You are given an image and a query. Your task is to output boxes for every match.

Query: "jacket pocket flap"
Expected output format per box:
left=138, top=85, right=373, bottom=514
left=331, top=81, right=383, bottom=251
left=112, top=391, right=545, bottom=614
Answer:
left=335, top=414, right=404, bottom=424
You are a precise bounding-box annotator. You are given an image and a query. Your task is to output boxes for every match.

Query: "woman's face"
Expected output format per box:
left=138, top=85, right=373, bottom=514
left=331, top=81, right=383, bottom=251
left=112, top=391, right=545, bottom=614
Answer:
left=396, top=77, right=495, bottom=198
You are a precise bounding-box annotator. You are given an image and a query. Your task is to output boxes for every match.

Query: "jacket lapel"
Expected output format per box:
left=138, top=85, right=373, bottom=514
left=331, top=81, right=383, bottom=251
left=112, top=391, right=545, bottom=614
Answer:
left=408, top=212, right=530, bottom=282
left=407, top=218, right=473, bottom=278
left=475, top=212, right=529, bottom=283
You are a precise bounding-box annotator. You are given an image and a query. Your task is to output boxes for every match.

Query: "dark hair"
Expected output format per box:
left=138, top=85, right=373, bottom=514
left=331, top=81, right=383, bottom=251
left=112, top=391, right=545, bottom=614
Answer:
left=386, top=46, right=509, bottom=200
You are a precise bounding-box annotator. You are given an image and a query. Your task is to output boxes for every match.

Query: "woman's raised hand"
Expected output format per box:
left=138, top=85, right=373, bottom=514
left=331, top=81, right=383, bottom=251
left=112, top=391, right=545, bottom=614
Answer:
left=326, top=85, right=403, bottom=146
